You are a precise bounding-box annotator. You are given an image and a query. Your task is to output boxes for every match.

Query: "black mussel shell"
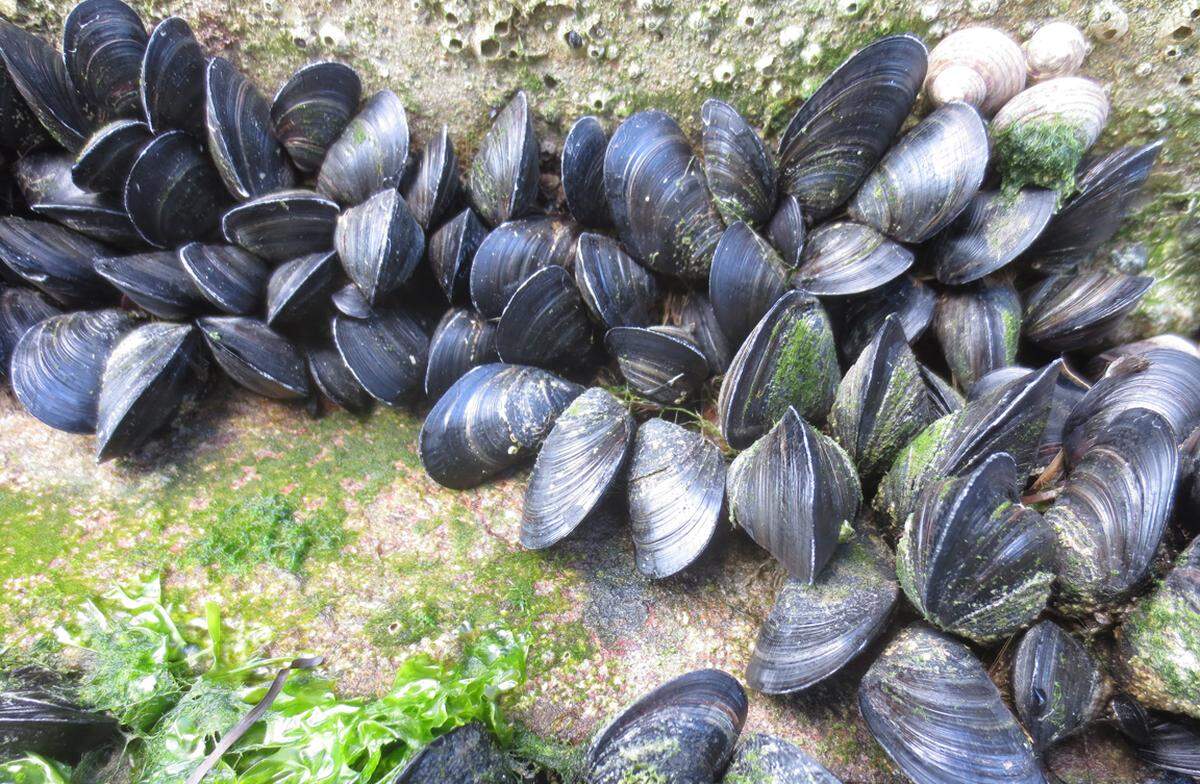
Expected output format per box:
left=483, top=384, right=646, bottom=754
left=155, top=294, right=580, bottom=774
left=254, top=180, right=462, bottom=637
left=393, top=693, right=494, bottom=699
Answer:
left=859, top=624, right=1044, bottom=784
left=717, top=290, right=840, bottom=450
left=197, top=315, right=310, bottom=399
left=12, top=309, right=137, bottom=433
left=921, top=363, right=964, bottom=417
left=316, top=89, right=409, bottom=207
left=0, top=216, right=114, bottom=306
left=708, top=221, right=789, bottom=347
left=584, top=669, right=747, bottom=784
left=331, top=281, right=372, bottom=318
left=205, top=57, right=295, bottom=200
left=177, top=242, right=268, bottom=315
left=390, top=722, right=517, bottom=784
left=675, top=292, right=732, bottom=374
left=96, top=322, right=204, bottom=460
left=139, top=17, right=205, bottom=135
left=898, top=453, right=1053, bottom=642
left=427, top=208, right=486, bottom=303
left=402, top=124, right=458, bottom=231
left=931, top=188, right=1057, bottom=285
left=0, top=670, right=121, bottom=764
left=934, top=276, right=1021, bottom=390
left=0, top=288, right=61, bottom=381
left=605, top=325, right=709, bottom=405
left=14, top=151, right=145, bottom=248
left=418, top=363, right=583, bottom=489
left=778, top=35, right=927, bottom=221
left=424, top=307, right=497, bottom=400
left=724, top=734, right=842, bottom=783
left=0, top=20, right=94, bottom=151
left=72, top=119, right=152, bottom=193
left=62, top=0, right=147, bottom=121
left=265, top=250, right=340, bottom=327
left=306, top=341, right=372, bottom=415
left=468, top=90, right=538, bottom=228
left=94, top=250, right=206, bottom=319
left=469, top=215, right=580, bottom=319
left=1012, top=620, right=1107, bottom=752
left=1023, top=271, right=1153, bottom=353
left=561, top=115, right=611, bottom=228
left=15, top=148, right=94, bottom=203
left=335, top=188, right=424, bottom=304
left=747, top=534, right=897, bottom=694
left=971, top=362, right=1091, bottom=465
left=1087, top=334, right=1200, bottom=377
left=841, top=274, right=935, bottom=362
left=125, top=130, right=229, bottom=248
left=270, top=61, right=362, bottom=174
left=574, top=232, right=657, bottom=330
left=1131, top=714, right=1200, bottom=777
left=627, top=417, right=724, bottom=578
left=222, top=188, right=339, bottom=262
left=795, top=220, right=913, bottom=296
left=0, top=50, right=54, bottom=154
left=521, top=387, right=634, bottom=549
left=767, top=194, right=806, bottom=268
left=604, top=109, right=723, bottom=280
left=494, top=265, right=591, bottom=368
left=701, top=98, right=775, bottom=226
left=332, top=306, right=429, bottom=407
left=727, top=407, right=861, bottom=584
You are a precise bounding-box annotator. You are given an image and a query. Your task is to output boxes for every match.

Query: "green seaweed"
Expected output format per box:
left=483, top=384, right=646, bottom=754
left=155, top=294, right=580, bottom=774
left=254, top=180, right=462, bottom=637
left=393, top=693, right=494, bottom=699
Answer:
left=190, top=493, right=349, bottom=576
left=994, top=120, right=1087, bottom=199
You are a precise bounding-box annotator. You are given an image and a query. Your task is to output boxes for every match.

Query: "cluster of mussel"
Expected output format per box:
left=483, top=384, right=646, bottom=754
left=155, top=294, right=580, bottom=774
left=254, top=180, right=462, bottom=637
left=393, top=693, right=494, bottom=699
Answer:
left=0, top=2, right=1198, bottom=781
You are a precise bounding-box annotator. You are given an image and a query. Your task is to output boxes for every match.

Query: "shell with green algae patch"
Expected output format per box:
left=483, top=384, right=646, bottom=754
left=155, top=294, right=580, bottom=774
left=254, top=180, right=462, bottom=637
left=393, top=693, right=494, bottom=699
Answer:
left=391, top=722, right=518, bottom=783
left=723, top=733, right=842, bottom=783
left=933, top=275, right=1021, bottom=391
left=1012, top=620, right=1109, bottom=753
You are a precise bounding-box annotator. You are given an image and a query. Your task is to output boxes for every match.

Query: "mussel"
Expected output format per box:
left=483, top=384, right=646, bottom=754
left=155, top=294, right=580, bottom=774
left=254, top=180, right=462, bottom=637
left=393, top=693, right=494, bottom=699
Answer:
left=604, top=325, right=709, bottom=405
left=403, top=124, right=458, bottom=231
left=934, top=276, right=1021, bottom=390
left=766, top=194, right=806, bottom=268
left=265, top=250, right=340, bottom=328
left=468, top=215, right=580, bottom=319
left=390, top=722, right=517, bottom=783
left=0, top=21, right=93, bottom=151
left=675, top=292, right=732, bottom=374
left=139, top=17, right=205, bottom=135
left=930, top=188, right=1057, bottom=285
left=62, top=0, right=147, bottom=121
left=794, top=220, right=913, bottom=296
left=468, top=90, right=538, bottom=228
left=424, top=307, right=497, bottom=400
left=331, top=306, right=429, bottom=407
left=305, top=341, right=372, bottom=415
left=204, top=57, right=295, bottom=200
left=840, top=274, right=935, bottom=362
left=0, top=288, right=62, bottom=381
left=494, top=265, right=591, bottom=368
left=708, top=221, right=790, bottom=347
left=94, top=251, right=206, bottom=319
left=1012, top=620, right=1108, bottom=751
left=574, top=232, right=658, bottom=330
left=1022, top=271, right=1153, bottom=352
left=197, top=315, right=311, bottom=400
left=561, top=115, right=610, bottom=228
left=0, top=216, right=115, bottom=306
left=316, top=89, right=409, bottom=206
left=270, top=62, right=362, bottom=174
left=177, top=242, right=269, bottom=315
left=724, top=734, right=842, bottom=784
left=427, top=208, right=486, bottom=303
left=701, top=98, right=775, bottom=226
left=221, top=189, right=340, bottom=262
left=124, top=130, right=229, bottom=248
left=334, top=188, right=424, bottom=304
left=72, top=119, right=153, bottom=193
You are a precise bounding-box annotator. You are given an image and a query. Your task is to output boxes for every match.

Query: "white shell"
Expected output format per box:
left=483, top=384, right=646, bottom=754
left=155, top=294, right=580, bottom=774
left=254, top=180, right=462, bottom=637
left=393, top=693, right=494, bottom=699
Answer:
left=925, top=26, right=1028, bottom=116
left=1024, top=22, right=1088, bottom=81
left=993, top=76, right=1110, bottom=150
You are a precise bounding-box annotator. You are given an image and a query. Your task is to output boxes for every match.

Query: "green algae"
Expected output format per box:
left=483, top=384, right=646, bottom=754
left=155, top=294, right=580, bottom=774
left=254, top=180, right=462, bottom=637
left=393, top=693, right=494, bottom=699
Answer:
left=994, top=120, right=1087, bottom=199
left=190, top=493, right=349, bottom=576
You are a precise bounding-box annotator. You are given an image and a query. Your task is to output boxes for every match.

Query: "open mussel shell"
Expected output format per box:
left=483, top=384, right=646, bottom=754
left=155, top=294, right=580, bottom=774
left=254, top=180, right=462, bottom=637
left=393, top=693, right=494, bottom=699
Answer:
left=72, top=119, right=152, bottom=193
left=795, top=220, right=913, bottom=296
left=725, top=734, right=842, bottom=784
left=197, top=315, right=311, bottom=399
left=469, top=215, right=580, bottom=319
left=1049, top=408, right=1179, bottom=610
left=520, top=387, right=634, bottom=549
left=62, top=0, right=147, bottom=121
left=418, top=363, right=583, bottom=489
left=0, top=217, right=114, bottom=306
left=265, top=250, right=339, bottom=327
left=0, top=21, right=93, bottom=151
left=317, top=89, right=408, bottom=206
left=1012, top=620, right=1108, bottom=752
left=94, top=250, right=206, bottom=319
left=403, top=124, right=458, bottom=231
left=424, top=308, right=497, bottom=400
left=125, top=130, right=229, bottom=248
left=270, top=61, right=362, bottom=174
left=1023, top=271, right=1153, bottom=352
left=701, top=98, right=775, bottom=226
left=139, top=17, right=205, bottom=135
left=334, top=188, right=424, bottom=304
left=468, top=90, right=538, bottom=228
left=931, top=188, right=1057, bottom=285
left=841, top=274, right=935, bottom=361
left=859, top=624, right=1044, bottom=784
left=1027, top=141, right=1163, bottom=270
left=875, top=360, right=1060, bottom=526
left=627, top=417, right=724, bottom=578
left=898, top=453, right=1053, bottom=642
left=390, top=722, right=517, bottom=784
left=604, top=109, right=723, bottom=280
left=495, top=265, right=591, bottom=368
left=778, top=34, right=927, bottom=221
left=767, top=194, right=806, bottom=268
left=12, top=309, right=137, bottom=434
left=305, top=341, right=372, bottom=414
left=849, top=101, right=988, bottom=243
left=717, top=290, right=840, bottom=450
left=332, top=306, right=429, bottom=406
left=221, top=188, right=339, bottom=262
left=727, top=408, right=862, bottom=584
left=708, top=221, right=789, bottom=347
left=96, top=322, right=204, bottom=460
left=428, top=208, right=486, bottom=302
left=934, top=276, right=1021, bottom=390
left=205, top=57, right=295, bottom=200
left=747, top=534, right=897, bottom=694
left=561, top=115, right=611, bottom=228
left=177, top=242, right=268, bottom=315
left=676, top=292, right=732, bottom=374
left=605, top=325, right=709, bottom=405
left=584, top=669, right=747, bottom=784
left=574, top=232, right=657, bottom=330
left=0, top=288, right=62, bottom=381
left=829, top=316, right=936, bottom=488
